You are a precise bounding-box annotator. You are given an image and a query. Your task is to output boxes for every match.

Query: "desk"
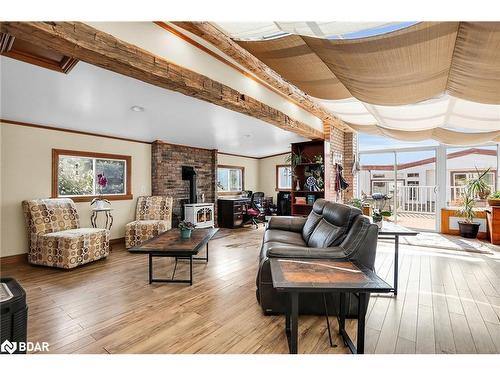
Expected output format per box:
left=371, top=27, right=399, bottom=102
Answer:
left=270, top=258, right=392, bottom=354
left=378, top=222, right=418, bottom=295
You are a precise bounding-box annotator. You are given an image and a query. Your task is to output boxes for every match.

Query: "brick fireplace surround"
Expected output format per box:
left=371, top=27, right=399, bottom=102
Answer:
left=152, top=141, right=218, bottom=226
left=151, top=130, right=355, bottom=226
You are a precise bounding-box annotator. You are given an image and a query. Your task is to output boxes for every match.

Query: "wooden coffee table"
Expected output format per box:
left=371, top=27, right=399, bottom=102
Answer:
left=129, top=228, right=219, bottom=285
left=270, top=258, right=392, bottom=354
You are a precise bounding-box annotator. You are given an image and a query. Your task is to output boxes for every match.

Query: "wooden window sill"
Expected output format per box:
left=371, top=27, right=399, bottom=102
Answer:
left=218, top=191, right=244, bottom=196
left=52, top=194, right=133, bottom=203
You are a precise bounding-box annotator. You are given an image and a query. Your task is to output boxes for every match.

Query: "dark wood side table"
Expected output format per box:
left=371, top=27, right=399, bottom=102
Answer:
left=378, top=222, right=418, bottom=295
left=270, top=258, right=392, bottom=354
left=129, top=228, right=218, bottom=285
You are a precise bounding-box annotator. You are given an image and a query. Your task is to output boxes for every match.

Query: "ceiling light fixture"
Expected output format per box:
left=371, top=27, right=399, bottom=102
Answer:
left=130, top=105, right=145, bottom=112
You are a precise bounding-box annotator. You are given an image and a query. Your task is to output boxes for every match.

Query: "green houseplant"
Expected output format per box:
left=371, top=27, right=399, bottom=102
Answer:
left=457, top=187, right=480, bottom=238
left=487, top=191, right=500, bottom=207
left=179, top=220, right=196, bottom=239
left=369, top=193, right=392, bottom=229
left=467, top=167, right=491, bottom=199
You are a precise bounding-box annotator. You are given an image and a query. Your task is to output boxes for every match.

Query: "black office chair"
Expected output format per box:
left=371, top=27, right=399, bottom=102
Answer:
left=245, top=192, right=266, bottom=228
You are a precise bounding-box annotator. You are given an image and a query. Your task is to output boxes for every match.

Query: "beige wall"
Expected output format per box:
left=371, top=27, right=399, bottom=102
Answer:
left=258, top=153, right=290, bottom=201
left=216, top=153, right=291, bottom=201
left=217, top=153, right=260, bottom=193
left=0, top=122, right=151, bottom=257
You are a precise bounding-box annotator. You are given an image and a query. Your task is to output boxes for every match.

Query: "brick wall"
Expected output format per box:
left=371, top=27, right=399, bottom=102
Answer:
left=151, top=141, right=217, bottom=226
left=343, top=132, right=357, bottom=201
left=325, top=127, right=345, bottom=202
left=324, top=127, right=358, bottom=203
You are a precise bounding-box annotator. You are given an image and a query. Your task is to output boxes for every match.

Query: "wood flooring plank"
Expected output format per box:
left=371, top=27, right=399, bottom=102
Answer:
left=2, top=227, right=499, bottom=354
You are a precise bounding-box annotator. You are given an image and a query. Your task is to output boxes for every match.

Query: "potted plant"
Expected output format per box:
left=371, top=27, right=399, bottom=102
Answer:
left=90, top=174, right=110, bottom=209
left=457, top=187, right=480, bottom=238
left=369, top=193, right=392, bottom=229
left=467, top=167, right=491, bottom=199
left=179, top=220, right=196, bottom=239
left=487, top=191, right=500, bottom=207
left=348, top=198, right=363, bottom=209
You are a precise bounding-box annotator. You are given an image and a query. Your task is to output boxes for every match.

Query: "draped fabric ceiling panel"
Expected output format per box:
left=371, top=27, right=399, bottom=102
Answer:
left=232, top=22, right=500, bottom=145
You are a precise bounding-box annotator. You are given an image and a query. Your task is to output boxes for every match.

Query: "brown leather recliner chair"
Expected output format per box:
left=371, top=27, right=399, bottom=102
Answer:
left=256, top=199, right=379, bottom=316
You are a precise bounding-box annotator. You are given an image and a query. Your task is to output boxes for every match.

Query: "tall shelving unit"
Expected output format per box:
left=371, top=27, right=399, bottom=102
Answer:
left=290, top=140, right=325, bottom=216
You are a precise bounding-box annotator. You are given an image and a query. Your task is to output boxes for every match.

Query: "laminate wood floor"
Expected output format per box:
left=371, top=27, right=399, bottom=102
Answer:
left=2, top=227, right=500, bottom=354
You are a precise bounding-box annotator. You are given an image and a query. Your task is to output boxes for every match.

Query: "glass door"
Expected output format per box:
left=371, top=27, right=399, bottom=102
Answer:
left=359, top=152, right=397, bottom=222
left=395, top=149, right=437, bottom=231
left=359, top=147, right=439, bottom=231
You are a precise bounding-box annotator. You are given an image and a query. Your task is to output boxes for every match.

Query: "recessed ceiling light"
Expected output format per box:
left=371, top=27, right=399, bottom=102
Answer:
left=130, top=105, right=145, bottom=112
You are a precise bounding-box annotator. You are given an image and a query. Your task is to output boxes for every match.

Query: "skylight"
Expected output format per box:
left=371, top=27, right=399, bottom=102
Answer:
left=215, top=21, right=418, bottom=41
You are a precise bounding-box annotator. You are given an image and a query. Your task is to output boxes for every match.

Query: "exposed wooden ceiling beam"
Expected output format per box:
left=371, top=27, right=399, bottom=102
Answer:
left=0, top=22, right=323, bottom=140
left=172, top=21, right=352, bottom=137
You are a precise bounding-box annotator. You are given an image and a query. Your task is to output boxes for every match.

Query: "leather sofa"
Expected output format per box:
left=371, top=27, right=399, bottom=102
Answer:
left=256, top=199, right=379, bottom=316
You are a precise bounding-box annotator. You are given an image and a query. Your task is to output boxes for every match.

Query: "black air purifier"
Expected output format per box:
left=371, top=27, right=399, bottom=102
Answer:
left=1, top=278, right=28, bottom=354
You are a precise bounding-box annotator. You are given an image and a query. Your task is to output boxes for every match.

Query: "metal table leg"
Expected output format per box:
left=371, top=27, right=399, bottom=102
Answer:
left=192, top=242, right=208, bottom=261
left=394, top=235, right=399, bottom=295
left=357, top=293, right=368, bottom=354
left=338, top=292, right=347, bottom=343
left=91, top=211, right=97, bottom=228
left=322, top=293, right=334, bottom=347
left=189, top=255, right=193, bottom=286
left=148, top=253, right=152, bottom=284
left=289, top=292, right=299, bottom=354
left=148, top=254, right=194, bottom=284
left=337, top=292, right=369, bottom=354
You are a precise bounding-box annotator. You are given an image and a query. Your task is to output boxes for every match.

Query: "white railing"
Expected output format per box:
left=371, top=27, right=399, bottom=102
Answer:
left=393, top=184, right=496, bottom=213
left=396, top=186, right=436, bottom=214
left=448, top=184, right=495, bottom=205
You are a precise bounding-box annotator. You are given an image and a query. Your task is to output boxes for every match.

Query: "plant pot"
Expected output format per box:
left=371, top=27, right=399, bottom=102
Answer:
left=372, top=217, right=383, bottom=229
left=487, top=198, right=500, bottom=207
left=180, top=228, right=192, bottom=239
left=458, top=222, right=480, bottom=239
left=478, top=190, right=491, bottom=200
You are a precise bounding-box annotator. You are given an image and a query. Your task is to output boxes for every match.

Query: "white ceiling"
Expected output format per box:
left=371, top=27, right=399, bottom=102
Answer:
left=0, top=56, right=306, bottom=157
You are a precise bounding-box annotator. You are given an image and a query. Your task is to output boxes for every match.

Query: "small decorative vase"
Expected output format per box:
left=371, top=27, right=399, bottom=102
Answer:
left=180, top=228, right=192, bottom=239
left=295, top=180, right=301, bottom=191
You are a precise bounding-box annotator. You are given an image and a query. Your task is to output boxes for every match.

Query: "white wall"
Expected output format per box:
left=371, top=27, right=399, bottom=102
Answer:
left=216, top=152, right=291, bottom=202
left=0, top=122, right=151, bottom=257
left=85, top=22, right=323, bottom=132
left=258, top=153, right=290, bottom=201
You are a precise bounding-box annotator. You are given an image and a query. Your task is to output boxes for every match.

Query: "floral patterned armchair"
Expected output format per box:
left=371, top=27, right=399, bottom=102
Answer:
left=125, top=196, right=173, bottom=249
left=22, top=198, right=109, bottom=269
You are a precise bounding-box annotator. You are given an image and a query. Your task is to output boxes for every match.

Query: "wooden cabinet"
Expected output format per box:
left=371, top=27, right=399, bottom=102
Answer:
left=217, top=198, right=251, bottom=228
left=486, top=206, right=500, bottom=245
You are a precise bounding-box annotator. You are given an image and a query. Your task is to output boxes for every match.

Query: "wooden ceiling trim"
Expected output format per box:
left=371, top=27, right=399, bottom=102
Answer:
left=0, top=22, right=322, bottom=140
left=0, top=32, right=79, bottom=74
left=155, top=22, right=312, bottom=113
left=172, top=22, right=351, bottom=136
